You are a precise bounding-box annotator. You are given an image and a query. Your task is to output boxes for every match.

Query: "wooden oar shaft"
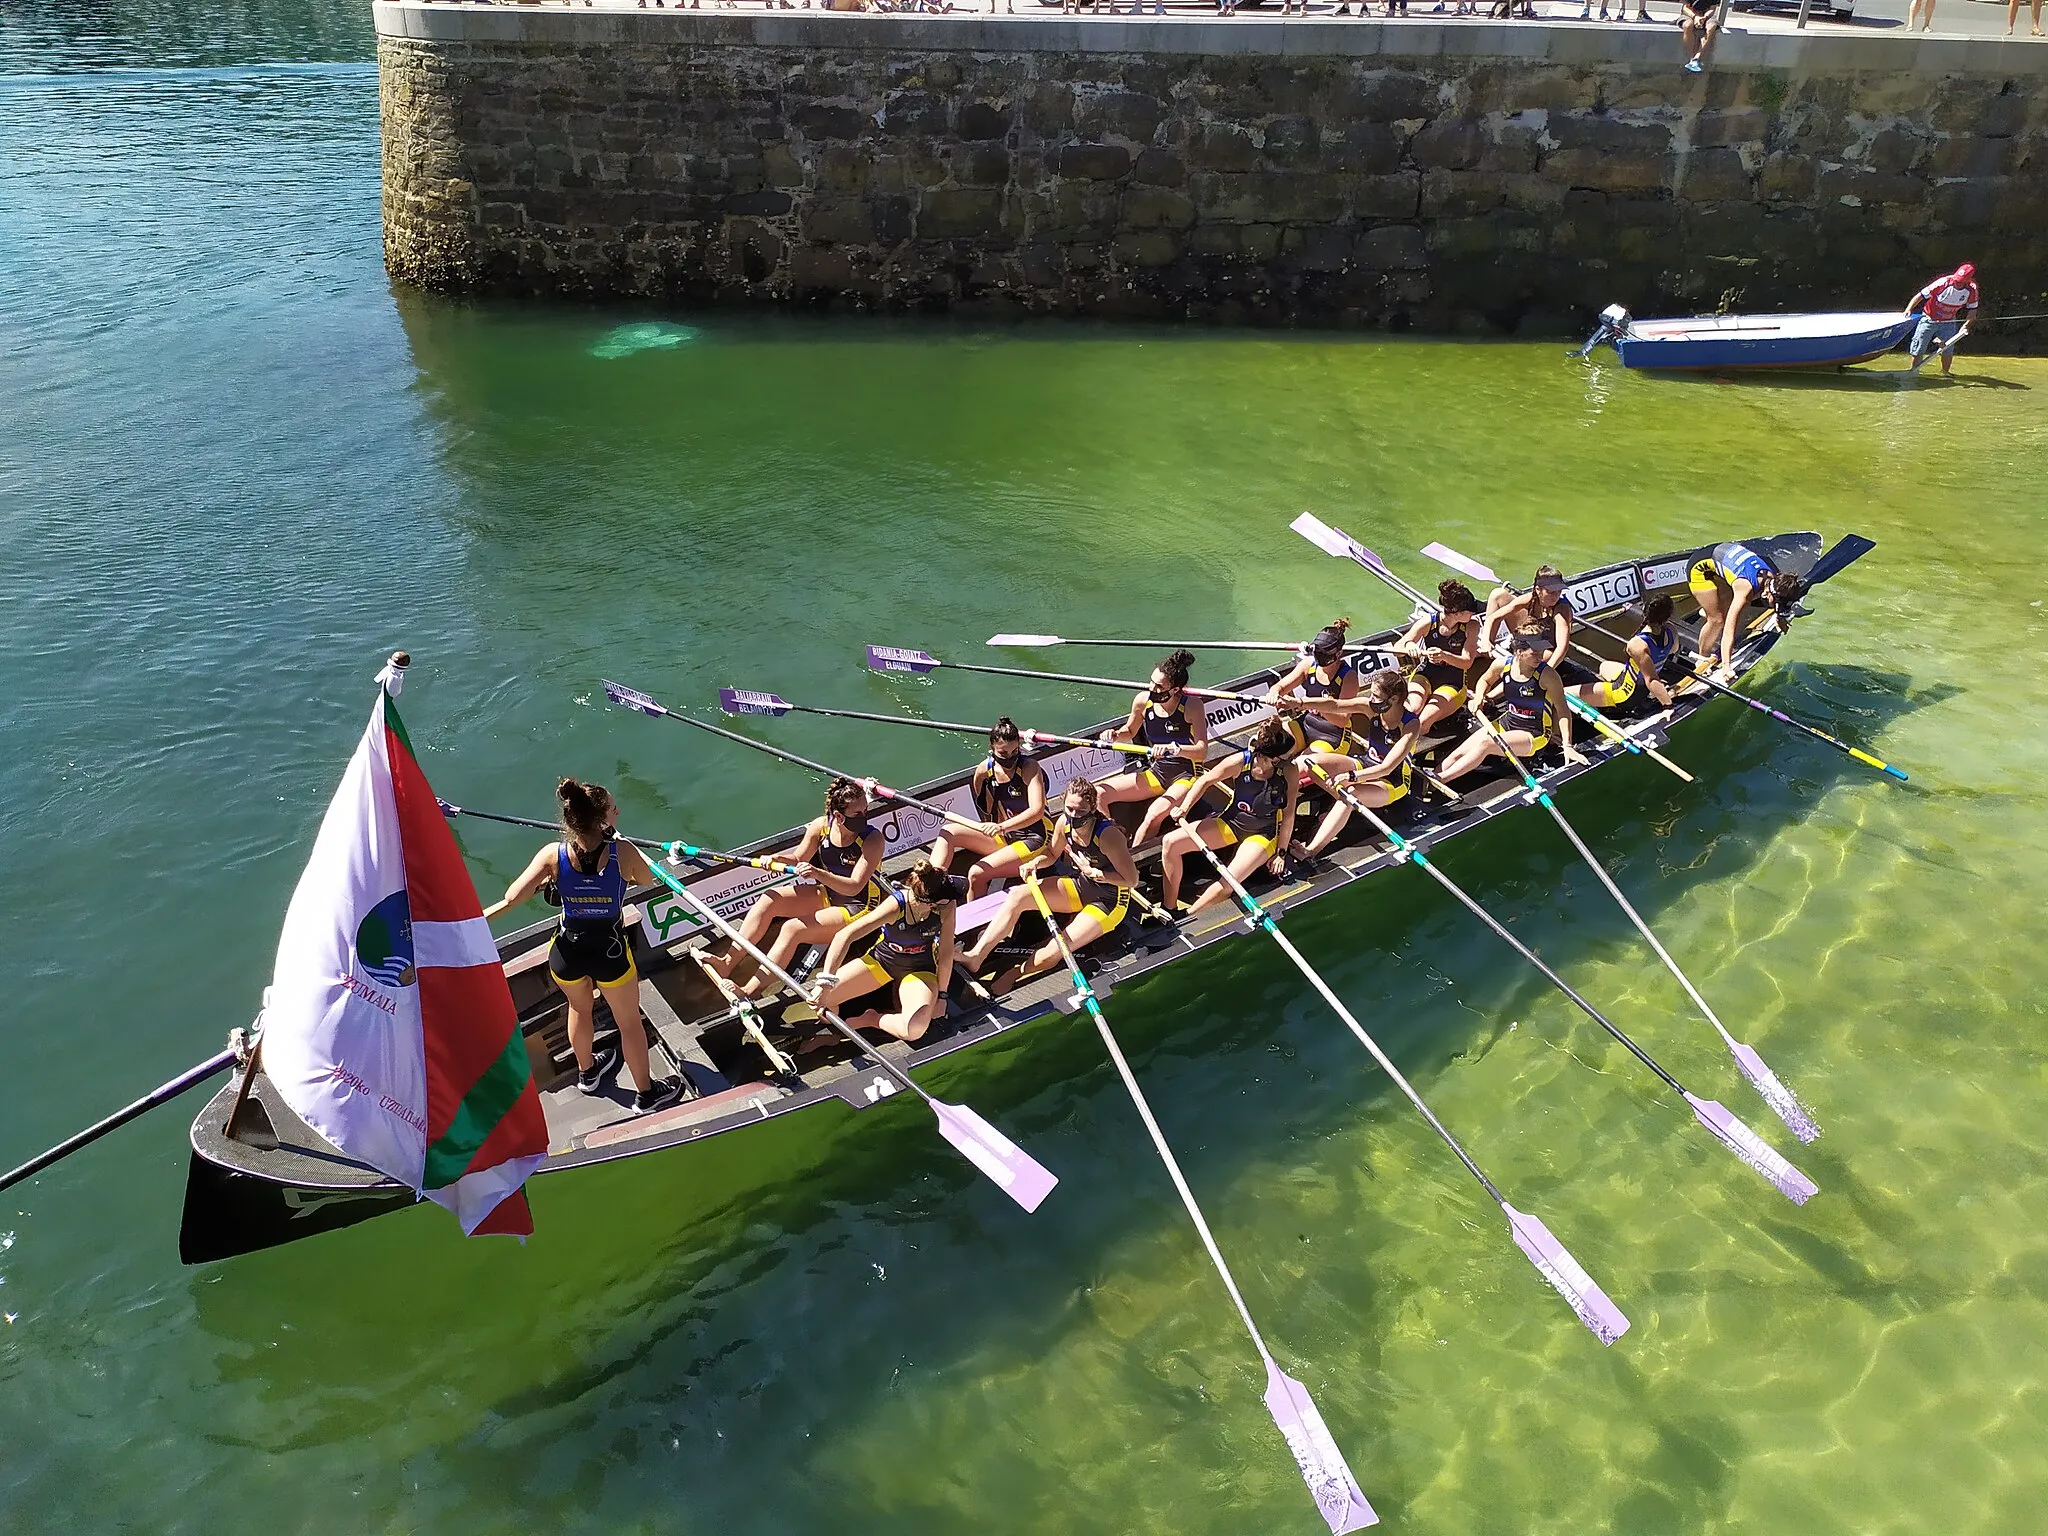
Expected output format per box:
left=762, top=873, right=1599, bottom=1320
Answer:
left=765, top=697, right=1148, bottom=756
left=440, top=801, right=793, bottom=874
left=0, top=1047, right=240, bottom=1194
left=932, top=655, right=1274, bottom=705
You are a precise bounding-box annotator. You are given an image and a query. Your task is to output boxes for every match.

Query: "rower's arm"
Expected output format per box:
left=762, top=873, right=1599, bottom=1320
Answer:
left=933, top=903, right=956, bottom=1000
left=1265, top=659, right=1311, bottom=704
left=1720, top=579, right=1756, bottom=665
left=1482, top=588, right=1516, bottom=650
left=1097, top=824, right=1140, bottom=890
left=997, top=766, right=1049, bottom=837
left=1395, top=613, right=1433, bottom=656
left=1552, top=607, right=1573, bottom=664
left=1437, top=621, right=1478, bottom=670
left=482, top=844, right=558, bottom=922
left=616, top=840, right=660, bottom=890
left=814, top=830, right=884, bottom=898
left=1276, top=774, right=1300, bottom=854
left=1108, top=695, right=1146, bottom=745
left=1632, top=637, right=1676, bottom=708
left=1019, top=821, right=1067, bottom=877
left=1355, top=722, right=1420, bottom=781
left=1545, top=669, right=1581, bottom=757
left=1176, top=759, right=1235, bottom=818
left=1468, top=658, right=1507, bottom=716
left=821, top=897, right=893, bottom=977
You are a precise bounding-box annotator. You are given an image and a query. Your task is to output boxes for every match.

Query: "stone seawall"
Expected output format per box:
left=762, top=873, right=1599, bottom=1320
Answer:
left=376, top=4, right=2048, bottom=336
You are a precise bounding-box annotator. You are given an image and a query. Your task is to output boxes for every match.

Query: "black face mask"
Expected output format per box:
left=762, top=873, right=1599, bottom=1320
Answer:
left=992, top=750, right=1020, bottom=767
left=1148, top=685, right=1173, bottom=703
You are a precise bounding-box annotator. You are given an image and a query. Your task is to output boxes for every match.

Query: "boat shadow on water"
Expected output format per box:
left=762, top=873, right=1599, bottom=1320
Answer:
left=181, top=664, right=1942, bottom=1526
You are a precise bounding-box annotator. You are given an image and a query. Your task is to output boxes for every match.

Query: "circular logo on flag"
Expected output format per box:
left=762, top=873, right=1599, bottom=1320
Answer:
left=355, top=890, right=417, bottom=989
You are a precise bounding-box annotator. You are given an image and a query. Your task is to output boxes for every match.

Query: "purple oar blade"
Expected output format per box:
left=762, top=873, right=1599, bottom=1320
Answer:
left=1687, top=1095, right=1819, bottom=1205
left=1419, top=541, right=1498, bottom=586
left=602, top=679, right=664, bottom=716
left=868, top=644, right=937, bottom=674
left=717, top=686, right=787, bottom=717
left=1730, top=1041, right=1821, bottom=1144
left=932, top=1100, right=1058, bottom=1213
left=1503, top=1205, right=1631, bottom=1346
left=1262, top=1360, right=1380, bottom=1532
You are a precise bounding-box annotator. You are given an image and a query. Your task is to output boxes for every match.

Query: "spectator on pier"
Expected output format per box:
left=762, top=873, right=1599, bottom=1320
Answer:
left=1908, top=0, right=1935, bottom=27
left=1681, top=0, right=1719, bottom=71
left=2009, top=0, right=2044, bottom=34
left=1907, top=263, right=1980, bottom=375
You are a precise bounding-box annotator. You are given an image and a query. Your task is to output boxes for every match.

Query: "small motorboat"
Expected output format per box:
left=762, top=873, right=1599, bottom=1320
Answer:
left=1579, top=304, right=1915, bottom=371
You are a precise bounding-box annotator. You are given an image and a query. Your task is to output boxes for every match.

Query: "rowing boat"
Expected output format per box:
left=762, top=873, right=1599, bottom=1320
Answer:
left=178, top=529, right=1844, bottom=1264
left=1579, top=306, right=1915, bottom=371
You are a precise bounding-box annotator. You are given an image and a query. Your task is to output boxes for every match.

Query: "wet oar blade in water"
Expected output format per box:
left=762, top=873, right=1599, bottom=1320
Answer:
left=867, top=644, right=939, bottom=674
left=1730, top=1043, right=1822, bottom=1145
left=1504, top=1206, right=1631, bottom=1345
left=1687, top=1096, right=1819, bottom=1205
left=1264, top=1361, right=1381, bottom=1531
left=717, top=687, right=790, bottom=716
left=931, top=1102, right=1058, bottom=1213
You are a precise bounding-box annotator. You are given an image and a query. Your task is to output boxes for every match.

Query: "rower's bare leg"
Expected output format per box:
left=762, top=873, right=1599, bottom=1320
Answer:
left=959, top=888, right=1033, bottom=971
left=1436, top=728, right=1503, bottom=783
left=1186, top=836, right=1269, bottom=918
left=1094, top=769, right=1165, bottom=814
left=1131, top=786, right=1189, bottom=848
left=968, top=841, right=1030, bottom=898
left=1023, top=895, right=1100, bottom=974
left=1691, top=579, right=1730, bottom=673
left=738, top=909, right=847, bottom=998
left=598, top=975, right=655, bottom=1090
left=559, top=976, right=599, bottom=1073
left=705, top=888, right=804, bottom=977
left=1414, top=688, right=1465, bottom=737
left=873, top=976, right=940, bottom=1042
left=1160, top=818, right=1228, bottom=910
left=931, top=826, right=997, bottom=876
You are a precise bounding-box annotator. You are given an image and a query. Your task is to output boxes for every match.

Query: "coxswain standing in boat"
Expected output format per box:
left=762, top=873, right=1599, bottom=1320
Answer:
left=1687, top=541, right=1808, bottom=685
left=1295, top=670, right=1421, bottom=858
left=1093, top=649, right=1210, bottom=848
left=958, top=777, right=1140, bottom=986
left=1160, top=720, right=1303, bottom=917
left=1265, top=619, right=1363, bottom=761
left=1571, top=593, right=1684, bottom=715
left=703, top=776, right=885, bottom=1000
left=1437, top=632, right=1588, bottom=782
left=1393, top=580, right=1483, bottom=738
left=809, top=859, right=959, bottom=1045
left=483, top=778, right=686, bottom=1113
left=928, top=717, right=1053, bottom=899
left=1484, top=565, right=1580, bottom=682
left=1906, top=262, right=1979, bottom=376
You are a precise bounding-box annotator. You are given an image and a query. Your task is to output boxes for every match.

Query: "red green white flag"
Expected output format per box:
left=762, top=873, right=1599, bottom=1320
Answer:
left=261, top=675, right=547, bottom=1236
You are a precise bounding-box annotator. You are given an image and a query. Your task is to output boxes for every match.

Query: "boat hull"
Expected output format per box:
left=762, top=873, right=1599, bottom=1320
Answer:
left=1614, top=313, right=1914, bottom=372
left=180, top=531, right=1838, bottom=1262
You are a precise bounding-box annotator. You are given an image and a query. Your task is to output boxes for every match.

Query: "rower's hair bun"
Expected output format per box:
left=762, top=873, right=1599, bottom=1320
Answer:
left=906, top=858, right=957, bottom=903
left=557, top=777, right=613, bottom=840
left=1326, top=617, right=1351, bottom=634
left=1160, top=650, right=1195, bottom=688
left=1251, top=719, right=1295, bottom=759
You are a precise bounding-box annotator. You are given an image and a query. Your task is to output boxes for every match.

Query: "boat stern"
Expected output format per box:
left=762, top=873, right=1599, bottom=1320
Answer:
left=1577, top=303, right=1632, bottom=360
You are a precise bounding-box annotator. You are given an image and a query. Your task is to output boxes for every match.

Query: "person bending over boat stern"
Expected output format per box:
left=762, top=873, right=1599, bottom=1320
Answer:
left=1572, top=593, right=1683, bottom=715
left=1266, top=618, right=1363, bottom=760
left=959, top=777, right=1139, bottom=987
left=1439, top=633, right=1588, bottom=783
left=930, top=717, right=1053, bottom=899
left=1687, top=541, right=1807, bottom=684
left=483, top=778, right=686, bottom=1114
left=1161, top=720, right=1303, bottom=918
left=1394, top=581, right=1483, bottom=737
left=1094, top=649, right=1210, bottom=848
left=809, top=860, right=959, bottom=1045
left=704, top=776, right=885, bottom=1000
left=1907, top=263, right=1979, bottom=376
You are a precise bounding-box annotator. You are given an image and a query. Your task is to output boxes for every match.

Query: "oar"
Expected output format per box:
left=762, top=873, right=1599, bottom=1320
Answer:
left=1020, top=874, right=1379, bottom=1532
left=988, top=633, right=1400, bottom=658
left=1171, top=837, right=1630, bottom=1344
left=716, top=688, right=1150, bottom=756
left=1423, top=542, right=1906, bottom=783
left=867, top=646, right=1282, bottom=707
left=438, top=799, right=803, bottom=875
left=640, top=854, right=1058, bottom=1212
left=0, top=1043, right=243, bottom=1194
left=604, top=681, right=985, bottom=833
left=1462, top=707, right=1824, bottom=1165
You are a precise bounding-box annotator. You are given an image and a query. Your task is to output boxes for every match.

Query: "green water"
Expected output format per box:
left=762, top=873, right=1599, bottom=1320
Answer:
left=5, top=7, right=2047, bottom=1532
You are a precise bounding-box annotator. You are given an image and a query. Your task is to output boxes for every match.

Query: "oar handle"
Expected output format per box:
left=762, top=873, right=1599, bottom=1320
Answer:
left=0, top=1045, right=241, bottom=1194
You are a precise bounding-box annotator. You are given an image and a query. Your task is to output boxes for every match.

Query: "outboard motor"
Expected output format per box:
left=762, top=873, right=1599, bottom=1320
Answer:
left=1575, top=303, right=1631, bottom=360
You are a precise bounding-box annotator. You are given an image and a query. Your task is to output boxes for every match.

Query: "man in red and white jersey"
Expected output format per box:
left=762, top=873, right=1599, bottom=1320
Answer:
left=1906, top=262, right=1980, bottom=375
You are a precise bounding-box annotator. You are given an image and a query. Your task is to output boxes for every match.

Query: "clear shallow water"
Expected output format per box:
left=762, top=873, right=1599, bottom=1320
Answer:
left=3, top=7, right=2047, bottom=1534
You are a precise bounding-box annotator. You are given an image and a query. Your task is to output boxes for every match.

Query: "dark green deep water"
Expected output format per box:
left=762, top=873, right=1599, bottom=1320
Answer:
left=4, top=5, right=2047, bottom=1532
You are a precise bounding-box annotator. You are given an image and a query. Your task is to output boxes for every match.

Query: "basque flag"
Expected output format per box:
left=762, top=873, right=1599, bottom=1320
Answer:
left=261, top=669, right=547, bottom=1236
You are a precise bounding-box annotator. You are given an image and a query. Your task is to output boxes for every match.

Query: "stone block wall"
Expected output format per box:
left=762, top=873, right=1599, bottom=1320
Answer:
left=377, top=6, right=2048, bottom=336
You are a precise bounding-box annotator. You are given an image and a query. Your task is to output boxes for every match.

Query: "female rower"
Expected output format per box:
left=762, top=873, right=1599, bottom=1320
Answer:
left=957, top=777, right=1139, bottom=984
left=1688, top=541, right=1808, bottom=683
left=1571, top=593, right=1682, bottom=714
left=929, top=717, right=1053, bottom=899
left=1485, top=564, right=1575, bottom=672
left=1296, top=670, right=1420, bottom=857
left=1160, top=719, right=1302, bottom=918
left=810, top=859, right=959, bottom=1044
left=704, top=776, right=884, bottom=999
left=483, top=778, right=685, bottom=1114
left=1438, top=631, right=1588, bottom=783
left=1394, top=581, right=1482, bottom=736
left=1266, top=619, right=1361, bottom=761
left=1094, top=648, right=1209, bottom=847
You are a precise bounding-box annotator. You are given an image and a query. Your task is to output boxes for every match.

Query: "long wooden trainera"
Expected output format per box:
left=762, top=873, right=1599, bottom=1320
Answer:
left=178, top=531, right=1826, bottom=1263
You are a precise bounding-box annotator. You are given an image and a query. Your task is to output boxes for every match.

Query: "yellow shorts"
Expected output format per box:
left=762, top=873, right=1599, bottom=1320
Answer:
left=1330, top=769, right=1409, bottom=808
left=1054, top=878, right=1130, bottom=938
left=860, top=953, right=937, bottom=991
left=820, top=883, right=884, bottom=924
left=1687, top=557, right=1726, bottom=597
left=1430, top=681, right=1467, bottom=706
left=1137, top=765, right=1197, bottom=796
left=1215, top=823, right=1278, bottom=861
left=1584, top=669, right=1639, bottom=709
